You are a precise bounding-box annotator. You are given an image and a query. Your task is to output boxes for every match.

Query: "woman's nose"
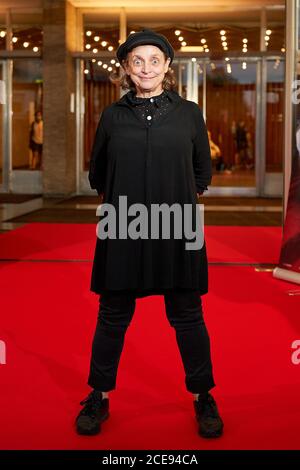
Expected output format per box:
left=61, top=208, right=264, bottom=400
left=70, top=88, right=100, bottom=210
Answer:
left=141, top=62, right=151, bottom=73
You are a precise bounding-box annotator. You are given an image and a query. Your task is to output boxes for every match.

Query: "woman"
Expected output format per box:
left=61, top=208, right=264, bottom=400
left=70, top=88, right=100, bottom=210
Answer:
left=75, top=29, right=223, bottom=439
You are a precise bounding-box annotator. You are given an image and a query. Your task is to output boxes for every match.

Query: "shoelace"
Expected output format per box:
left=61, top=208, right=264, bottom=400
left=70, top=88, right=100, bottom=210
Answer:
left=79, top=392, right=103, bottom=417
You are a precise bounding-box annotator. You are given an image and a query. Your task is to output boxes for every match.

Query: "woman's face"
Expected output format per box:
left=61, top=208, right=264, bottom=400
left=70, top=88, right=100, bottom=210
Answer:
left=124, top=45, right=170, bottom=92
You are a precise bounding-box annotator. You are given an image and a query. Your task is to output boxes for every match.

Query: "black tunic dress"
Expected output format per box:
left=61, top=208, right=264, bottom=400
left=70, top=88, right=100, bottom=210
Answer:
left=88, top=88, right=212, bottom=298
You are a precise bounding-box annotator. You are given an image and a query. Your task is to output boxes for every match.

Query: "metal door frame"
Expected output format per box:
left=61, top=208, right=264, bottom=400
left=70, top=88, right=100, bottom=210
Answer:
left=0, top=59, right=12, bottom=192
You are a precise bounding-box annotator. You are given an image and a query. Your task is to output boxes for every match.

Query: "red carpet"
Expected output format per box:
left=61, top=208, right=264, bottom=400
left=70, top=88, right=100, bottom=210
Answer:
left=0, top=222, right=282, bottom=263
left=0, top=223, right=299, bottom=449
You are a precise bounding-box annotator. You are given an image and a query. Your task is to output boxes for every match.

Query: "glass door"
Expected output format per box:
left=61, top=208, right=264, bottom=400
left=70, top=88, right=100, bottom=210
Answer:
left=0, top=60, right=7, bottom=190
left=76, top=55, right=284, bottom=197
left=264, top=57, right=285, bottom=196
left=172, top=57, right=260, bottom=196
left=203, top=58, right=258, bottom=195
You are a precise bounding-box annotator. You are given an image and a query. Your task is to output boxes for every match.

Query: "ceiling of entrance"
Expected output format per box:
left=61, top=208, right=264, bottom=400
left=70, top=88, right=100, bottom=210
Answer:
left=0, top=0, right=285, bottom=55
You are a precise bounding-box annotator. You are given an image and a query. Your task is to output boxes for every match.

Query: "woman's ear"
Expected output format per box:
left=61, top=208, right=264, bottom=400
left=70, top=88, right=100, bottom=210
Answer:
left=165, top=57, right=171, bottom=72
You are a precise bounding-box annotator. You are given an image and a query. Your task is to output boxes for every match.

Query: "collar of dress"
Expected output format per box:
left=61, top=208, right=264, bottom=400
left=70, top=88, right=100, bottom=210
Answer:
left=116, top=89, right=182, bottom=107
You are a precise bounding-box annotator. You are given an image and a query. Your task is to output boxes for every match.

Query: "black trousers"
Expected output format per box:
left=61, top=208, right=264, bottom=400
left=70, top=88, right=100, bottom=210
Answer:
left=87, top=290, right=216, bottom=394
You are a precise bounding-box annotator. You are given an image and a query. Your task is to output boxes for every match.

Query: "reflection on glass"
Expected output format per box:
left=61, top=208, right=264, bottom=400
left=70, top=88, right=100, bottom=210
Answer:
left=12, top=59, right=43, bottom=170
left=83, top=59, right=119, bottom=171
left=125, top=25, right=261, bottom=53
left=205, top=60, right=257, bottom=187
left=0, top=26, right=6, bottom=51
left=0, top=62, right=3, bottom=184
left=12, top=27, right=42, bottom=53
left=266, top=59, right=284, bottom=173
left=172, top=60, right=188, bottom=98
left=83, top=25, right=119, bottom=53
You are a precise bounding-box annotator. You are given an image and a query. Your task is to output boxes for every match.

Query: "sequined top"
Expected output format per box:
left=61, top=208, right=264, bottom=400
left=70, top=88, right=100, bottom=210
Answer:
left=125, top=89, right=171, bottom=126
left=125, top=89, right=208, bottom=194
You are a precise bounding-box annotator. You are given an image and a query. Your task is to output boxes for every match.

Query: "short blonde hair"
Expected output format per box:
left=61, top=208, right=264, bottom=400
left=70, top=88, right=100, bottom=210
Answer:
left=109, top=53, right=177, bottom=91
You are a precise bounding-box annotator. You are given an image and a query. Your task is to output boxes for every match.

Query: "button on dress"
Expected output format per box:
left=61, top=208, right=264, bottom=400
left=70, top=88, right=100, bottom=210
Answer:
left=88, top=88, right=212, bottom=298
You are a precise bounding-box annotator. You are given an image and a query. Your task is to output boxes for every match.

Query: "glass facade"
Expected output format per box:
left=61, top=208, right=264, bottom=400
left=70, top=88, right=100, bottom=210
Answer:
left=0, top=62, right=3, bottom=185
left=12, top=59, right=43, bottom=170
left=0, top=2, right=287, bottom=196
left=83, top=59, right=119, bottom=172
left=266, top=58, right=284, bottom=173
left=205, top=60, right=257, bottom=188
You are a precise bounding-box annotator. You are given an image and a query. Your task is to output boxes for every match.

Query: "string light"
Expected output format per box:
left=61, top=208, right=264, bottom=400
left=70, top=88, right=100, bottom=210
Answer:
left=23, top=41, right=29, bottom=48
left=220, top=30, right=228, bottom=51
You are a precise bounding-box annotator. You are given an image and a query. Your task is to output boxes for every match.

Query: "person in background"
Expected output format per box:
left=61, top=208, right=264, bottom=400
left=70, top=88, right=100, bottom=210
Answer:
left=234, top=120, right=248, bottom=169
left=207, top=130, right=222, bottom=170
left=29, top=110, right=43, bottom=170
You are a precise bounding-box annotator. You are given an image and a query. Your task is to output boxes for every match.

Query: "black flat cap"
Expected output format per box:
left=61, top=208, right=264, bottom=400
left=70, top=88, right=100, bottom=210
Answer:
left=116, top=28, right=174, bottom=65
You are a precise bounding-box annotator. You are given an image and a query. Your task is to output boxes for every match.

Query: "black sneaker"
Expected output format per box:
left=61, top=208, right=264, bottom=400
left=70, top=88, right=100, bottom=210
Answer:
left=193, top=392, right=224, bottom=438
left=75, top=390, right=109, bottom=435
